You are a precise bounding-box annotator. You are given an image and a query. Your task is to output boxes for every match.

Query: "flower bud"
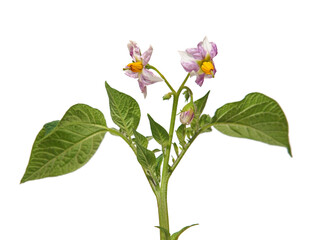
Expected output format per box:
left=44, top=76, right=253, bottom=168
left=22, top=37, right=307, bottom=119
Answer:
left=180, top=103, right=194, bottom=125
left=163, top=92, right=172, bottom=100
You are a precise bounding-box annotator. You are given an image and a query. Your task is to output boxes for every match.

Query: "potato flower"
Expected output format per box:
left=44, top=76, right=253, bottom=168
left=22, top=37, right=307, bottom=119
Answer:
left=179, top=37, right=217, bottom=86
left=124, top=41, right=162, bottom=98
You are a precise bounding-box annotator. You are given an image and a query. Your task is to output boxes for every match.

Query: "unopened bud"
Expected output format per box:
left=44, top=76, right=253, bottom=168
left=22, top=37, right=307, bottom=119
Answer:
left=180, top=103, right=194, bottom=125
left=163, top=92, right=172, bottom=100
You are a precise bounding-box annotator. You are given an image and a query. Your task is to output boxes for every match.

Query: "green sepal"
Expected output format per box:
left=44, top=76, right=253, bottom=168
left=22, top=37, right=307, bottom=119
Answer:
left=105, top=81, right=140, bottom=136
left=170, top=224, right=198, bottom=240
left=21, top=104, right=107, bottom=183
left=212, top=92, right=292, bottom=156
left=147, top=114, right=169, bottom=148
left=183, top=89, right=191, bottom=102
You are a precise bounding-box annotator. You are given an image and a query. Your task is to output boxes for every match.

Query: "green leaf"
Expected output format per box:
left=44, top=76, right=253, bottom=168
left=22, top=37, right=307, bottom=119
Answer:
left=147, top=114, right=169, bottom=148
left=199, top=114, right=212, bottom=133
left=136, top=143, right=159, bottom=184
left=212, top=92, right=292, bottom=156
left=173, top=142, right=179, bottom=156
left=105, top=81, right=140, bottom=136
left=133, top=129, right=148, bottom=148
left=21, top=104, right=107, bottom=183
left=136, top=143, right=157, bottom=171
left=155, top=154, right=163, bottom=181
left=191, top=91, right=210, bottom=131
left=194, top=91, right=210, bottom=117
left=43, top=120, right=59, bottom=136
left=170, top=224, right=198, bottom=240
left=176, top=124, right=186, bottom=147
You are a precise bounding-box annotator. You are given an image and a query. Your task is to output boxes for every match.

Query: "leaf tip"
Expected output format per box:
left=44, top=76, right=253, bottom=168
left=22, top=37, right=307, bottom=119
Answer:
left=20, top=177, right=27, bottom=184
left=287, top=146, right=293, bottom=158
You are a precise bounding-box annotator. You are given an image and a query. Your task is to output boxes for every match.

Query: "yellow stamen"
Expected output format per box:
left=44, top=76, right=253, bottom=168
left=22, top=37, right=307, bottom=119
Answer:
left=127, top=62, right=143, bottom=73
left=201, top=61, right=214, bottom=75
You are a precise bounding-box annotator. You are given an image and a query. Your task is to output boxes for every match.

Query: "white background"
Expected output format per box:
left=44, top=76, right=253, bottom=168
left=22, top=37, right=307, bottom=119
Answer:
left=1, top=0, right=319, bottom=239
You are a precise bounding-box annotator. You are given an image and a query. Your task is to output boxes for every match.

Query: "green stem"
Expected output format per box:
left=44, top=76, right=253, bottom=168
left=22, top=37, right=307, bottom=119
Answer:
left=146, top=64, right=176, bottom=93
left=157, top=73, right=190, bottom=240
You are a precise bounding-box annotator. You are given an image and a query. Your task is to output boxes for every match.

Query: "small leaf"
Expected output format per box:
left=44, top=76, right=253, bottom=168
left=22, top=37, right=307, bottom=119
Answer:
left=155, top=154, right=163, bottom=184
left=105, top=81, right=140, bottom=136
left=147, top=114, right=169, bottom=148
left=191, top=91, right=210, bottom=131
left=170, top=224, right=198, bottom=240
left=176, top=124, right=186, bottom=147
left=199, top=114, right=212, bottom=133
left=185, top=127, right=194, bottom=140
left=136, top=143, right=157, bottom=171
left=21, top=104, right=107, bottom=183
left=212, top=92, right=292, bottom=156
left=153, top=148, right=161, bottom=153
left=173, top=142, right=179, bottom=156
left=133, top=129, right=148, bottom=148
left=194, top=91, right=210, bottom=117
left=146, top=136, right=153, bottom=141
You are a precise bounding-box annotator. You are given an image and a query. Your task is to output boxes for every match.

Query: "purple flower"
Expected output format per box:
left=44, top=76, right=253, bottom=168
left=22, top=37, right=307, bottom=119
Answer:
left=180, top=103, right=195, bottom=125
left=124, top=41, right=162, bottom=98
left=179, top=37, right=217, bottom=86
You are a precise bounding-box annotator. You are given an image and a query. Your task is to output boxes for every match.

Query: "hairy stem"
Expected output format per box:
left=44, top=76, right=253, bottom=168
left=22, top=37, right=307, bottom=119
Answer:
left=157, top=73, right=190, bottom=240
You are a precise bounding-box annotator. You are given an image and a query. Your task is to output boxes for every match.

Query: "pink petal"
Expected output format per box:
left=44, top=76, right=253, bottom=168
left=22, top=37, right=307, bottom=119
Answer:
left=186, top=48, right=203, bottom=60
left=127, top=40, right=141, bottom=61
left=195, top=73, right=205, bottom=86
left=140, top=69, right=162, bottom=85
left=197, top=41, right=207, bottom=59
left=125, top=70, right=139, bottom=79
left=210, top=42, right=218, bottom=59
left=138, top=80, right=147, bottom=98
left=212, top=61, right=217, bottom=75
left=142, top=45, right=153, bottom=65
left=198, top=37, right=218, bottom=59
left=179, top=51, right=200, bottom=72
left=202, top=37, right=213, bottom=57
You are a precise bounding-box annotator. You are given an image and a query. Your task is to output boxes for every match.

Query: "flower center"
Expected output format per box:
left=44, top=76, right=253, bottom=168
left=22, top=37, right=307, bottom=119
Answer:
left=201, top=61, right=214, bottom=75
left=127, top=62, right=143, bottom=73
